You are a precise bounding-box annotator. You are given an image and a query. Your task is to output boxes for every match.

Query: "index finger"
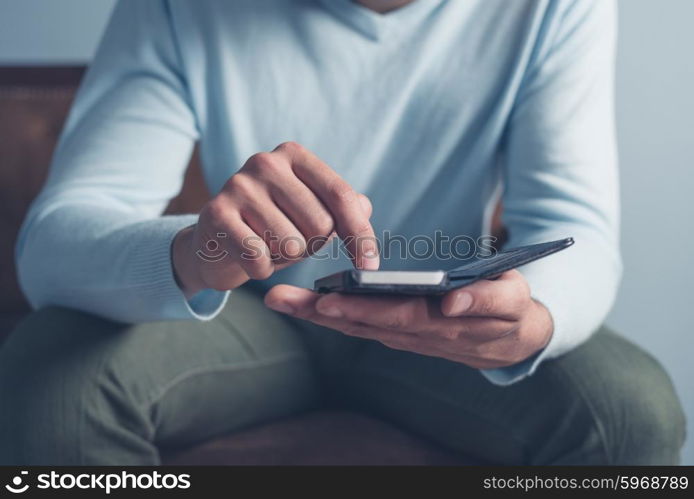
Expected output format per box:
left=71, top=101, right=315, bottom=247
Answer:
left=274, top=142, right=379, bottom=270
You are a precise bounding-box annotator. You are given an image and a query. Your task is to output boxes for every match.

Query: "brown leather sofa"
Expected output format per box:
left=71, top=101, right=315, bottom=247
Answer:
left=0, top=66, right=473, bottom=465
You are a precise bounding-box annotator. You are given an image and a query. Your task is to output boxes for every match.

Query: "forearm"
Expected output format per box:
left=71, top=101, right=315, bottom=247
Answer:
left=17, top=204, right=228, bottom=323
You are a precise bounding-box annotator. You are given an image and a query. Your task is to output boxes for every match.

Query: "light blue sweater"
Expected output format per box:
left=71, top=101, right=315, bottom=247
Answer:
left=16, top=0, right=620, bottom=385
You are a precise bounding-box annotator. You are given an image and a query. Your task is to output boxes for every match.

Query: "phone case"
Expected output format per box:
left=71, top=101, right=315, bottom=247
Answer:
left=313, top=237, right=574, bottom=295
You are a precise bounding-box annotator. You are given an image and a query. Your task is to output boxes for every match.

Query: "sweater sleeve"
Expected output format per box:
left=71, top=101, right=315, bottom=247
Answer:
left=15, top=0, right=229, bottom=323
left=481, top=0, right=621, bottom=385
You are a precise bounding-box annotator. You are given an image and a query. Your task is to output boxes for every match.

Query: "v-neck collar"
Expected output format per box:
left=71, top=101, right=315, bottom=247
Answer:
left=317, top=0, right=446, bottom=41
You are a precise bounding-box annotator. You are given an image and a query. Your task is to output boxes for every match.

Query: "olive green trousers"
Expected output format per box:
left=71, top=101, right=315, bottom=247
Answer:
left=0, top=285, right=685, bottom=465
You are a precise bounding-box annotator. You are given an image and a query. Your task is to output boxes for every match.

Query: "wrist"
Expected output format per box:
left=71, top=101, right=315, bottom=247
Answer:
left=172, top=225, right=206, bottom=299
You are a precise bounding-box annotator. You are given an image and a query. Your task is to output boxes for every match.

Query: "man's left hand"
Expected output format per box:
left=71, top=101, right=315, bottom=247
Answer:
left=265, top=270, right=553, bottom=369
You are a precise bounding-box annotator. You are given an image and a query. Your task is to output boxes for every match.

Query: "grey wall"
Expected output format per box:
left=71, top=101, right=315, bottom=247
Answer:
left=0, top=0, right=115, bottom=64
left=1, top=0, right=692, bottom=463
left=608, top=0, right=694, bottom=465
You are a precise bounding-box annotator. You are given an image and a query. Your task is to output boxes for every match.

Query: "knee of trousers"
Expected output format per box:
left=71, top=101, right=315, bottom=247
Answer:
left=539, top=328, right=686, bottom=465
left=0, top=307, right=154, bottom=464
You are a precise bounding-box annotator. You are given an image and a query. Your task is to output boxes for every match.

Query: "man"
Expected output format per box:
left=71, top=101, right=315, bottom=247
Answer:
left=0, top=0, right=685, bottom=464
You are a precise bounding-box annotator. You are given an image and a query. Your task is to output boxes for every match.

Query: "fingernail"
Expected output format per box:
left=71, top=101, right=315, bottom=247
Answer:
left=268, top=302, right=295, bottom=315
left=450, top=292, right=473, bottom=315
left=361, top=249, right=379, bottom=270
left=322, top=307, right=343, bottom=318
left=316, top=300, right=343, bottom=318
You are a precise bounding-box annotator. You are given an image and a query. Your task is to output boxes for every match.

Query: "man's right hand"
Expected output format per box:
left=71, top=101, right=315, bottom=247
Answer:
left=172, top=141, right=378, bottom=298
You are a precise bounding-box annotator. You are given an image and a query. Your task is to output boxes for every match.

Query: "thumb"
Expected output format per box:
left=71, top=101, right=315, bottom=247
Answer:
left=264, top=284, right=320, bottom=318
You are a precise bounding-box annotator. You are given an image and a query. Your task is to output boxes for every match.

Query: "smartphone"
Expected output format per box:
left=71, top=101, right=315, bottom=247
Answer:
left=313, top=237, right=574, bottom=295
